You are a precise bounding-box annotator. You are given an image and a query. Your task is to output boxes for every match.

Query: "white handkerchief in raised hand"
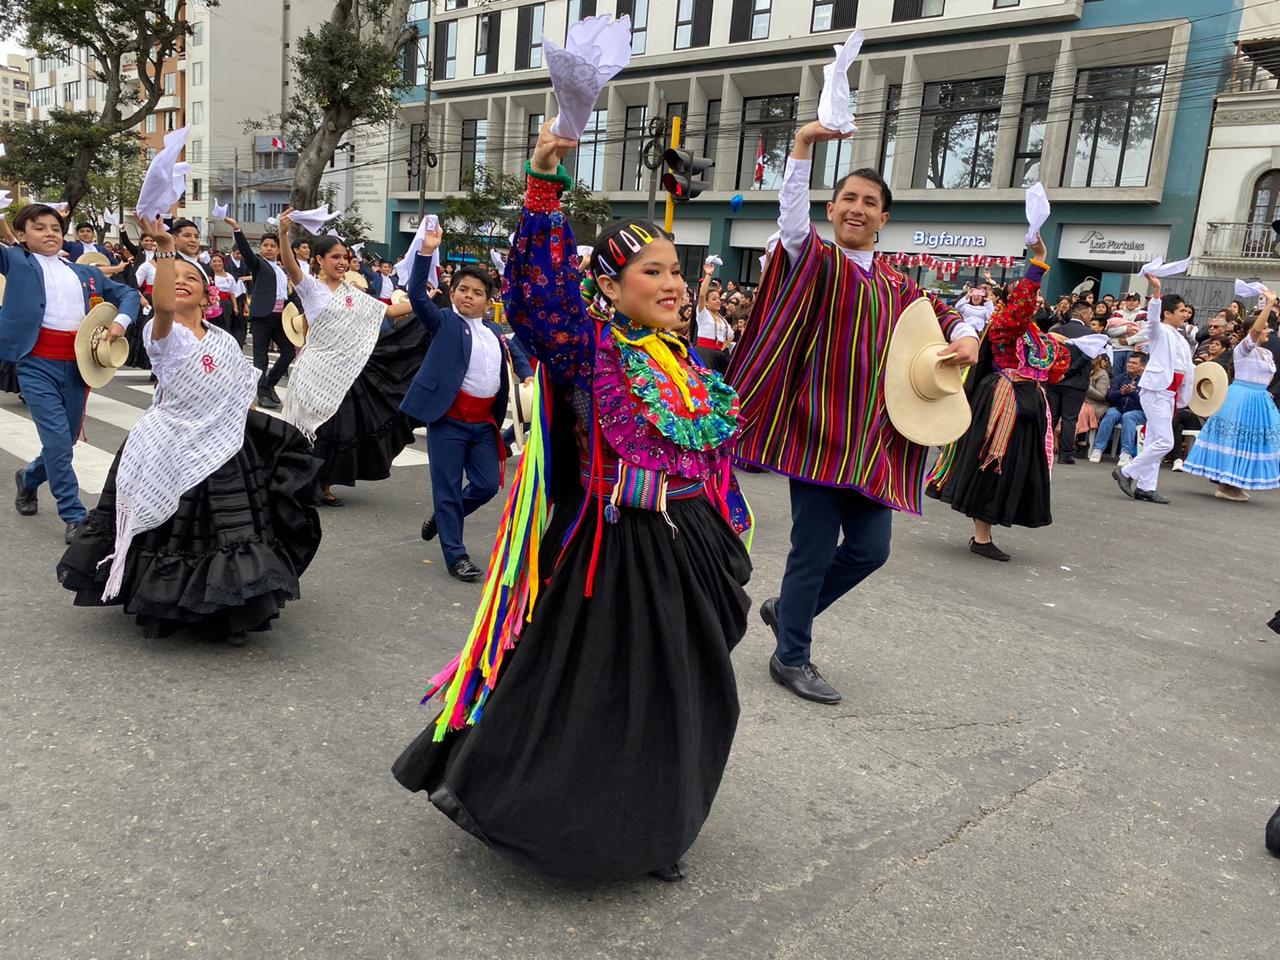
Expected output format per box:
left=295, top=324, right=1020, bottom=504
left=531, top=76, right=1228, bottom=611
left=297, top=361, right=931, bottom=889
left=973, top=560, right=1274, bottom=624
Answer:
left=547, top=16, right=632, bottom=141
left=1236, top=278, right=1267, bottom=299
left=102, top=209, right=120, bottom=226
left=1024, top=183, right=1050, bottom=246
left=0, top=189, right=10, bottom=211
left=289, top=205, right=342, bottom=235
left=817, top=30, right=864, bottom=136
left=210, top=200, right=229, bottom=219
left=136, top=126, right=190, bottom=219
left=1139, top=255, right=1190, bottom=278
left=705, top=255, right=723, bottom=267
left=37, top=199, right=70, bottom=214
left=0, top=142, right=5, bottom=158
left=396, top=214, right=440, bottom=287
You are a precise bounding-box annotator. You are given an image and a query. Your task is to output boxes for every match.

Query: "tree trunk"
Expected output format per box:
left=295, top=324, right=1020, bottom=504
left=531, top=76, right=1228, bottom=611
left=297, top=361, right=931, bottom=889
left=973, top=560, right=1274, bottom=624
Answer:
left=290, top=111, right=356, bottom=211
left=62, top=145, right=96, bottom=214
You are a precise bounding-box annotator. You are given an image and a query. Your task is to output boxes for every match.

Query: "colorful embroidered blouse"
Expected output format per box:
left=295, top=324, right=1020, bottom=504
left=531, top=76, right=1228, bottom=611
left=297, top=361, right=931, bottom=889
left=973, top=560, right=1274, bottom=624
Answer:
left=504, top=175, right=739, bottom=484
left=988, top=263, right=1070, bottom=384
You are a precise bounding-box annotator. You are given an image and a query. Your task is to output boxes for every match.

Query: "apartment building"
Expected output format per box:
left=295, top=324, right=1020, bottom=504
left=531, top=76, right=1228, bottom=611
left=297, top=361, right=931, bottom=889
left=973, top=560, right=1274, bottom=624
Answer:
left=1189, top=1, right=1280, bottom=291
left=385, top=0, right=1246, bottom=295
left=1, top=53, right=30, bottom=122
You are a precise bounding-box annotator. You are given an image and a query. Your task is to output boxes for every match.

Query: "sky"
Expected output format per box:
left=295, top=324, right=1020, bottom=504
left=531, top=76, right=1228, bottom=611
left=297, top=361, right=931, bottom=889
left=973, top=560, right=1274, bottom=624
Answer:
left=0, top=37, right=29, bottom=62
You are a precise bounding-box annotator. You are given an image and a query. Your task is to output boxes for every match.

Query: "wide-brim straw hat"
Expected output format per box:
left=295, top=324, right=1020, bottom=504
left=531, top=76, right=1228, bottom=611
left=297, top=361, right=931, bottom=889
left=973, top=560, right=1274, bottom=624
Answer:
left=508, top=363, right=534, bottom=448
left=391, top=288, right=409, bottom=305
left=281, top=301, right=307, bottom=348
left=884, top=298, right=972, bottom=447
left=76, top=251, right=111, bottom=267
left=344, top=270, right=369, bottom=291
left=1188, top=360, right=1229, bottom=418
left=74, top=302, right=129, bottom=388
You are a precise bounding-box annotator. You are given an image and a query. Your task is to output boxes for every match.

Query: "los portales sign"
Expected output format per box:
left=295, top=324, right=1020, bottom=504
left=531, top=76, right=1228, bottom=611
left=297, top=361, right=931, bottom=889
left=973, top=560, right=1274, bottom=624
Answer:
left=1059, top=224, right=1171, bottom=264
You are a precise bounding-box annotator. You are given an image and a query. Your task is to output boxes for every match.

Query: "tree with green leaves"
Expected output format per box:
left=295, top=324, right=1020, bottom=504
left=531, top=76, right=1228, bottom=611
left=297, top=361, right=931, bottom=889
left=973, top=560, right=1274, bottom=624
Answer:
left=251, top=0, right=417, bottom=210
left=0, top=0, right=206, bottom=211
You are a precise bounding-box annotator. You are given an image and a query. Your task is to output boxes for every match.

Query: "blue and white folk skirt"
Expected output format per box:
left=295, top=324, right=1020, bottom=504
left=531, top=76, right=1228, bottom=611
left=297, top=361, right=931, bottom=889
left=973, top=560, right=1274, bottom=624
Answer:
left=1182, top=381, right=1280, bottom=490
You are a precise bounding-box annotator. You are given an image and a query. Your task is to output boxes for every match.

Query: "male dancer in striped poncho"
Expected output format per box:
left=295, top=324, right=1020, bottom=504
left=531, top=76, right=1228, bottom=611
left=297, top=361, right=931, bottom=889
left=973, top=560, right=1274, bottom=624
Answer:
left=727, top=118, right=980, bottom=704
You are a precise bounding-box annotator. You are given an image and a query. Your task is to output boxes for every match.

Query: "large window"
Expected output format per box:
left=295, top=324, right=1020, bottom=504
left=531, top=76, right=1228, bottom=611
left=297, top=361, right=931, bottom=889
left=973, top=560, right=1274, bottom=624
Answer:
left=614, top=0, right=648, bottom=54
left=566, top=0, right=597, bottom=35
left=1247, top=170, right=1280, bottom=252
left=191, top=101, right=204, bottom=124
left=880, top=84, right=901, bottom=184
left=526, top=112, right=545, bottom=158
left=191, top=61, right=204, bottom=86
left=892, top=0, right=943, bottom=19
left=32, top=85, right=55, bottom=108
left=730, top=0, right=770, bottom=42
left=474, top=12, right=500, bottom=76
left=515, top=4, right=545, bottom=70
left=1063, top=64, right=1165, bottom=188
left=704, top=99, right=721, bottom=169
left=408, top=0, right=429, bottom=19
left=674, top=0, right=712, bottom=50
left=1011, top=73, right=1052, bottom=187
left=620, top=105, right=648, bottom=191
left=813, top=90, right=857, bottom=191
left=564, top=109, right=608, bottom=189
left=460, top=119, right=488, bottom=184
left=63, top=80, right=80, bottom=101
left=164, top=73, right=176, bottom=95
left=434, top=20, right=458, bottom=80
left=912, top=77, right=1004, bottom=189
left=737, top=94, right=797, bottom=191
left=190, top=138, right=203, bottom=163
left=402, top=36, right=429, bottom=86
left=812, top=0, right=857, bottom=31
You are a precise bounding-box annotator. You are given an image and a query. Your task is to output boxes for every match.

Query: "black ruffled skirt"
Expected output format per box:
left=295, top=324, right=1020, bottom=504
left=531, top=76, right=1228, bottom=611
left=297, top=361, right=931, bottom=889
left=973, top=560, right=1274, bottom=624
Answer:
left=0, top=359, right=20, bottom=394
left=313, top=319, right=427, bottom=488
left=934, top=374, right=1053, bottom=528
left=125, top=315, right=152, bottom=370
left=57, top=411, right=323, bottom=639
left=392, top=494, right=752, bottom=881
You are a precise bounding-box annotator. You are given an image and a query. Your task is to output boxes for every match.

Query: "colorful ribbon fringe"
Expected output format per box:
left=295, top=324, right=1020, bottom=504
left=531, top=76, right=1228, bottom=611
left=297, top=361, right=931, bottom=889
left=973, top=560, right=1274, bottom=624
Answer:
left=420, top=365, right=554, bottom=740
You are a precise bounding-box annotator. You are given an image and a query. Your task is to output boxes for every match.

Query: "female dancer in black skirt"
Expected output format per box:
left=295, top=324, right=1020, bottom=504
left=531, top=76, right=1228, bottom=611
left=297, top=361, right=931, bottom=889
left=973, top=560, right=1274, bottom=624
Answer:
left=392, top=119, right=753, bottom=883
left=276, top=223, right=426, bottom=507
left=58, top=217, right=322, bottom=643
left=928, top=234, right=1070, bottom=562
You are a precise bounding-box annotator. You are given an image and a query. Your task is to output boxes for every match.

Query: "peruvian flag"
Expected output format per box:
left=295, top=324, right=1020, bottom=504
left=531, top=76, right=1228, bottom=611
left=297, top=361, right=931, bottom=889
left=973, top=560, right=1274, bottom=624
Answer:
left=754, top=137, right=766, bottom=186
left=271, top=136, right=286, bottom=150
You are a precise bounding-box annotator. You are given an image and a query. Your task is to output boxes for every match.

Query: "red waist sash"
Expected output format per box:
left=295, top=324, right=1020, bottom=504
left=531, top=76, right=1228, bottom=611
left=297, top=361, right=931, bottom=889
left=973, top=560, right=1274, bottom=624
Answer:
left=445, top=389, right=507, bottom=486
left=31, top=328, right=78, bottom=362
left=218, top=291, right=233, bottom=302
left=697, top=337, right=726, bottom=351
left=1169, top=371, right=1185, bottom=396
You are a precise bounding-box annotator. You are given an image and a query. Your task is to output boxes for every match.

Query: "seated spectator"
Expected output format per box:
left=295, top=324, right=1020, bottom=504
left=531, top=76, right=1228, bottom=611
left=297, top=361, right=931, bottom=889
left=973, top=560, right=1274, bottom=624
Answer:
left=1088, top=353, right=1148, bottom=464
left=1078, top=354, right=1112, bottom=440
left=1196, top=335, right=1235, bottom=377
left=1194, top=310, right=1230, bottom=357
left=1089, top=316, right=1107, bottom=334
left=1107, top=291, right=1147, bottom=372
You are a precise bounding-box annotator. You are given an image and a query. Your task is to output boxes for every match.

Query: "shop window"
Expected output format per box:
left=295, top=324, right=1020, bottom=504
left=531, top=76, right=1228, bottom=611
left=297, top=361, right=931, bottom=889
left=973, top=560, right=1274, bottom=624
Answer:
left=1063, top=64, right=1165, bottom=189
left=912, top=76, right=1004, bottom=189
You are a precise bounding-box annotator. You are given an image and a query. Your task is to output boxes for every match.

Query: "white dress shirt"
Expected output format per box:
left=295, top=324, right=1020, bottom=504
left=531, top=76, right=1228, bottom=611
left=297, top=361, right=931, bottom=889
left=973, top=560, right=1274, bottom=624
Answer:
left=378, top=274, right=395, bottom=299
left=773, top=156, right=977, bottom=343
left=460, top=314, right=502, bottom=398
left=35, top=252, right=131, bottom=332
left=268, top=259, right=289, bottom=305
left=696, top=308, right=733, bottom=346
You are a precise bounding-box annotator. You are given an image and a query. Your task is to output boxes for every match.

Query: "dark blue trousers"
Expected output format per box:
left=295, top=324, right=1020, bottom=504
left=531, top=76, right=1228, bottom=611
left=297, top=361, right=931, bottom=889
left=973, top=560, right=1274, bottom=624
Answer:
left=776, top=479, right=893, bottom=667
left=427, top=416, right=501, bottom=567
left=16, top=355, right=88, bottom=523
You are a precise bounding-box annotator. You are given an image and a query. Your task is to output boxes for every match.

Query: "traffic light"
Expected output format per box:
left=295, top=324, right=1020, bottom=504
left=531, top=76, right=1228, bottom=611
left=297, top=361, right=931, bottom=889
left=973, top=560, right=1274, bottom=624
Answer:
left=662, top=149, right=714, bottom=203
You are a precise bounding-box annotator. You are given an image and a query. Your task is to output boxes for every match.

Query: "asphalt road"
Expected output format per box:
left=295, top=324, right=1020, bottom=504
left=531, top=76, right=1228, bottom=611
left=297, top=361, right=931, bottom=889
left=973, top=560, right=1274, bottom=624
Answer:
left=2, top=378, right=1279, bottom=960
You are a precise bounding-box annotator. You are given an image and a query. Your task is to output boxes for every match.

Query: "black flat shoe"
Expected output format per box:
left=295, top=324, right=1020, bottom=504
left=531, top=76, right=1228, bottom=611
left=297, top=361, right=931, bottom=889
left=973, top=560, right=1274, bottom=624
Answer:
left=1134, top=488, right=1169, bottom=504
left=268, top=385, right=283, bottom=405
left=64, top=521, right=81, bottom=544
left=648, top=861, right=688, bottom=882
left=760, top=597, right=779, bottom=641
left=256, top=390, right=280, bottom=410
left=318, top=495, right=344, bottom=507
left=769, top=655, right=842, bottom=704
left=449, top=557, right=483, bottom=582
left=969, top=537, right=1010, bottom=562
left=421, top=514, right=437, bottom=541
left=1057, top=454, right=1076, bottom=465
left=1112, top=466, right=1135, bottom=499
left=1267, top=804, right=1280, bottom=856
left=14, top=469, right=37, bottom=516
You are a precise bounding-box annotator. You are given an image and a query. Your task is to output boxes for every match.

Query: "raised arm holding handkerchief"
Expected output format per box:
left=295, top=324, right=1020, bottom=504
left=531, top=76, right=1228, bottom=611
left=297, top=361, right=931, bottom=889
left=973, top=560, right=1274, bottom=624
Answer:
left=546, top=16, right=633, bottom=141
left=817, top=30, right=864, bottom=135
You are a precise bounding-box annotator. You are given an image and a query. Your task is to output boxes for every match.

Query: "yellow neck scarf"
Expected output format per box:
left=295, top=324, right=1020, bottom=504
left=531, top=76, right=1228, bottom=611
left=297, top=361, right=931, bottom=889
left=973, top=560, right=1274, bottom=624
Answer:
left=613, top=326, right=696, bottom=413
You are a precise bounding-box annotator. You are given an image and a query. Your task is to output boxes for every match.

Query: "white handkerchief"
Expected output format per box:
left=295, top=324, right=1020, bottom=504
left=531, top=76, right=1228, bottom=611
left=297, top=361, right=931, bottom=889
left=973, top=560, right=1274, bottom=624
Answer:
left=37, top=199, right=70, bottom=214
left=491, top=249, right=507, bottom=271
left=267, top=216, right=278, bottom=226
left=1139, top=255, right=1191, bottom=278
left=350, top=242, right=365, bottom=260
left=0, top=189, right=11, bottom=211
left=705, top=255, right=723, bottom=267
left=577, top=245, right=593, bottom=261
left=136, top=126, right=190, bottom=219
left=288, top=205, right=342, bottom=235
left=1024, top=183, right=1050, bottom=246
left=817, top=30, right=864, bottom=136
left=102, top=209, right=120, bottom=226
left=547, top=16, right=632, bottom=141
left=395, top=214, right=440, bottom=287
left=1073, top=333, right=1110, bottom=359
left=210, top=200, right=229, bottom=219
left=0, top=142, right=5, bottom=158
left=1235, top=279, right=1267, bottom=299
left=325, top=228, right=343, bottom=239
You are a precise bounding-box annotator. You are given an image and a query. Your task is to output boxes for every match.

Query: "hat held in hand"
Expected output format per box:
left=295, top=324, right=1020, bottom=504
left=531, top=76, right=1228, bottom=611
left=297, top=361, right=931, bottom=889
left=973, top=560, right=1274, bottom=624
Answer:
left=1188, top=361, right=1228, bottom=418
left=75, top=303, right=129, bottom=388
left=281, top=302, right=307, bottom=348
left=884, top=298, right=972, bottom=446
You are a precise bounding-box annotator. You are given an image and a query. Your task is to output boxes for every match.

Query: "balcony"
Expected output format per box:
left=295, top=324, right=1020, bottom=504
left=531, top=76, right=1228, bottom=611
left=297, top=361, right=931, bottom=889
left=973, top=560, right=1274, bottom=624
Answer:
left=1201, top=222, right=1278, bottom=263
left=1224, top=40, right=1280, bottom=94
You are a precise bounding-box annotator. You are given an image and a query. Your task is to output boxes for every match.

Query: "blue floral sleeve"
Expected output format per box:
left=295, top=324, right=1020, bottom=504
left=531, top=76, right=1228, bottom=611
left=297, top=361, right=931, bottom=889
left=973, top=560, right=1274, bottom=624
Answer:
left=503, top=176, right=594, bottom=392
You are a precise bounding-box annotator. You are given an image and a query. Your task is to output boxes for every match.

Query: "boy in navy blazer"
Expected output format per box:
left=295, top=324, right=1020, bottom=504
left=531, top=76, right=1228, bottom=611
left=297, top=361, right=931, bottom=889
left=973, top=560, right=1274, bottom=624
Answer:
left=2, top=205, right=141, bottom=542
left=63, top=222, right=127, bottom=277
left=402, top=229, right=531, bottom=582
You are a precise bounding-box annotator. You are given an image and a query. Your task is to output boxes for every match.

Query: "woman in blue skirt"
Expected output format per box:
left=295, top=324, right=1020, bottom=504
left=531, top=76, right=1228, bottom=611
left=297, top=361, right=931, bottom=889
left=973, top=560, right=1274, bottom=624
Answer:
left=1182, top=293, right=1280, bottom=501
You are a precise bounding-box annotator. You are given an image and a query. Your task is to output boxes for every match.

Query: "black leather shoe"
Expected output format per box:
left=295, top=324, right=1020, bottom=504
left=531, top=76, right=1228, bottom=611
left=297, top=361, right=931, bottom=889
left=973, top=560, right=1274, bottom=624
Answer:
left=769, top=655, right=842, bottom=704
left=1057, top=454, right=1076, bottom=465
left=268, top=384, right=283, bottom=405
left=970, top=537, right=1011, bottom=562
left=760, top=597, right=780, bottom=641
left=64, top=521, right=81, bottom=544
left=1134, top=488, right=1170, bottom=504
left=449, top=557, right=483, bottom=582
left=421, top=514, right=438, bottom=541
left=648, top=860, right=688, bottom=882
left=1267, top=804, right=1280, bottom=857
left=1112, top=466, right=1135, bottom=499
left=14, top=469, right=37, bottom=516
left=257, top=390, right=280, bottom=410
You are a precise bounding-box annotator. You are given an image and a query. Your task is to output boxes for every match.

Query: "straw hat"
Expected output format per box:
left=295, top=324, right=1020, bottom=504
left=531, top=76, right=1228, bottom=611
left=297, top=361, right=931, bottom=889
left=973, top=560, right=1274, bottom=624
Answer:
left=344, top=270, right=369, bottom=291
left=1188, top=361, right=1229, bottom=418
left=391, top=289, right=409, bottom=305
left=281, top=302, right=307, bottom=348
left=74, top=302, right=129, bottom=388
left=883, top=298, right=972, bottom=446
left=76, top=251, right=111, bottom=267
left=508, top=362, right=534, bottom=448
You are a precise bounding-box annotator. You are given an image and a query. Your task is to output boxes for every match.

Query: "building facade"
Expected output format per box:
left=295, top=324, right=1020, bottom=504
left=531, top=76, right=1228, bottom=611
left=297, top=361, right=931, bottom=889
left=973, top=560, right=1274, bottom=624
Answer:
left=1, top=53, right=30, bottom=123
left=1189, top=1, right=1280, bottom=296
left=390, top=0, right=1246, bottom=299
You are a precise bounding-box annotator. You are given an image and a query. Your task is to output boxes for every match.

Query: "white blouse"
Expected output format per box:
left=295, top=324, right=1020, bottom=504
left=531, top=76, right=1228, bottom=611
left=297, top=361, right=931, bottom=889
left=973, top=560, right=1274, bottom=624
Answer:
left=144, top=321, right=207, bottom=389
left=1234, top=336, right=1278, bottom=386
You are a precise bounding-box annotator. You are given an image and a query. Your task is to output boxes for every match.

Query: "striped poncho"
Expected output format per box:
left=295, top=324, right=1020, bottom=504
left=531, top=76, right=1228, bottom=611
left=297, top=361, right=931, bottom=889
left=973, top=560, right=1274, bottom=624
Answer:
left=726, top=226, right=966, bottom=514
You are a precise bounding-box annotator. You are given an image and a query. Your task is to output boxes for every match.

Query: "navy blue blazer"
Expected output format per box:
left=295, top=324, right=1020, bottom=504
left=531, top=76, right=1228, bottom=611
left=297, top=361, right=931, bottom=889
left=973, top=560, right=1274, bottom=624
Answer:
left=63, top=240, right=120, bottom=265
left=0, top=243, right=141, bottom=362
left=401, top=255, right=531, bottom=427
